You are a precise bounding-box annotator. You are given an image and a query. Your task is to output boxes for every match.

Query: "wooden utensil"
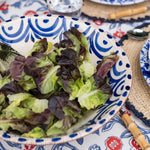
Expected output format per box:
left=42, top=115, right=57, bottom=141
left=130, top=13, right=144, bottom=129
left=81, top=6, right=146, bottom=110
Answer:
left=109, top=6, right=149, bottom=19
left=120, top=109, right=150, bottom=150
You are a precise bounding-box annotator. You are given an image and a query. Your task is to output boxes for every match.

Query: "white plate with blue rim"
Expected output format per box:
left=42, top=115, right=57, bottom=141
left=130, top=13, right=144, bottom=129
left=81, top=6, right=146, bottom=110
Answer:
left=0, top=14, right=132, bottom=145
left=140, top=38, right=150, bottom=86
left=90, top=0, right=146, bottom=5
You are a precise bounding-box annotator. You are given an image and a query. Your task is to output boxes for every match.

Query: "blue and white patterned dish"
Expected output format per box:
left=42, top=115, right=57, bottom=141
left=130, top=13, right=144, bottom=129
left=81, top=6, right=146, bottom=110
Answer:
left=90, top=0, right=146, bottom=5
left=0, top=14, right=132, bottom=145
left=140, top=38, right=150, bottom=86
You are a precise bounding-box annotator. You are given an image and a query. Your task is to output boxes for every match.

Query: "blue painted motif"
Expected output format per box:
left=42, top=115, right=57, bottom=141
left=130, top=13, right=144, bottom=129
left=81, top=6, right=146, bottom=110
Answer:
left=119, top=60, right=123, bottom=66
left=35, top=145, right=45, bottom=150
left=122, top=91, right=128, bottom=97
left=85, top=22, right=91, bottom=25
left=126, top=63, right=130, bottom=68
left=51, top=143, right=78, bottom=150
left=0, top=142, right=6, bottom=150
left=36, top=6, right=48, bottom=13
left=127, top=74, right=132, bottom=79
left=99, top=119, right=106, bottom=124
left=140, top=38, right=150, bottom=86
left=88, top=144, right=101, bottom=150
left=125, top=86, right=130, bottom=91
left=85, top=127, right=92, bottom=132
left=107, top=34, right=113, bottom=39
left=92, top=129, right=100, bottom=135
left=51, top=137, right=61, bottom=142
left=116, top=42, right=120, bottom=47
left=2, top=132, right=10, bottom=138
left=99, top=29, right=104, bottom=32
left=109, top=110, right=115, bottom=115
left=11, top=1, right=21, bottom=8
left=69, top=133, right=78, bottom=138
left=35, top=139, right=44, bottom=143
left=5, top=141, right=22, bottom=149
left=76, top=138, right=84, bottom=145
left=24, top=0, right=46, bottom=7
left=117, top=101, right=122, bottom=106
left=122, top=52, right=126, bottom=56
left=102, top=115, right=124, bottom=132
left=18, top=138, right=26, bottom=142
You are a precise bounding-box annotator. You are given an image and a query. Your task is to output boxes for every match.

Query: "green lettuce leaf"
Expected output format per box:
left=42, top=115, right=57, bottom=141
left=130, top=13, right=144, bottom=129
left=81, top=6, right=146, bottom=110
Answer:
left=18, top=73, right=36, bottom=91
left=28, top=38, right=48, bottom=56
left=79, top=61, right=95, bottom=80
left=78, top=89, right=108, bottom=110
left=46, top=120, right=65, bottom=136
left=7, top=93, right=33, bottom=106
left=2, top=106, right=33, bottom=120
left=39, top=65, right=60, bottom=94
left=21, top=98, right=48, bottom=113
left=0, top=75, right=13, bottom=89
left=77, top=78, right=109, bottom=110
left=22, top=127, right=45, bottom=138
left=0, top=119, right=33, bottom=133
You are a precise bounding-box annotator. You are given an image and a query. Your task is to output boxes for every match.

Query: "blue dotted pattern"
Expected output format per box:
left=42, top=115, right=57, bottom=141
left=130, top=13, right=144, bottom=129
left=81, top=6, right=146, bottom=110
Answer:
left=2, top=132, right=10, bottom=139
left=18, top=138, right=26, bottom=142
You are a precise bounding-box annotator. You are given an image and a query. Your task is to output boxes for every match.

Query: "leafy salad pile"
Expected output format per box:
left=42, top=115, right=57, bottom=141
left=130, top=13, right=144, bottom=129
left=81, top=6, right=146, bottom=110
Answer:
left=0, top=27, right=119, bottom=138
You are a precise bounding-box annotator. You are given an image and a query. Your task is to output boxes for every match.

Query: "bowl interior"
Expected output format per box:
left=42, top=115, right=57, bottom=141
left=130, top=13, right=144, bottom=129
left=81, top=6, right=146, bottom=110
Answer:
left=0, top=14, right=132, bottom=145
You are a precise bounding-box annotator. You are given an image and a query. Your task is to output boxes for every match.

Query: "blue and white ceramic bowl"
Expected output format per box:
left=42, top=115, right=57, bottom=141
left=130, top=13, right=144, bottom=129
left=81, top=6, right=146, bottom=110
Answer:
left=90, top=0, right=146, bottom=5
left=140, top=38, right=150, bottom=86
left=0, top=14, right=132, bottom=145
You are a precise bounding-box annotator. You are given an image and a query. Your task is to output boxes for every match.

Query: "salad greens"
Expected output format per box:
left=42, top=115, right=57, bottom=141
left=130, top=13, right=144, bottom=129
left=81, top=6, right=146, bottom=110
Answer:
left=0, top=27, right=119, bottom=138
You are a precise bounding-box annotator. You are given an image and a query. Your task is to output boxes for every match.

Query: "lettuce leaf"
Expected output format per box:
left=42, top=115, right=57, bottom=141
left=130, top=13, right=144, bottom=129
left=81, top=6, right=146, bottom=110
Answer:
left=20, top=97, right=48, bottom=113
left=0, top=119, right=33, bottom=133
left=79, top=60, right=95, bottom=80
left=77, top=76, right=112, bottom=110
left=28, top=38, right=48, bottom=56
left=0, top=75, right=13, bottom=89
left=22, top=127, right=45, bottom=138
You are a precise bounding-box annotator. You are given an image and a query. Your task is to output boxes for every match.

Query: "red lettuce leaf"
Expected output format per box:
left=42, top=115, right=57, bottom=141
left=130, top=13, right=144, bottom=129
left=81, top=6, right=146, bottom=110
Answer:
left=54, top=39, right=73, bottom=48
left=9, top=56, right=26, bottom=81
left=48, top=92, right=81, bottom=120
left=96, top=53, right=119, bottom=79
left=0, top=81, right=25, bottom=96
left=25, top=109, right=51, bottom=125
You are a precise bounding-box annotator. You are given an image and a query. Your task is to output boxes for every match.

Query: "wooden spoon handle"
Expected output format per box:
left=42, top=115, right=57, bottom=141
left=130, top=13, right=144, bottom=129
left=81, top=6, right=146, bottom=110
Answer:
left=121, top=113, right=150, bottom=150
left=109, top=6, right=147, bottom=19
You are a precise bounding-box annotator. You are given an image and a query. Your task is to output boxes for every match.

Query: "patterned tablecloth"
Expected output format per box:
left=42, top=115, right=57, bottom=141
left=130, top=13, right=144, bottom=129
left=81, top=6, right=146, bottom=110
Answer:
left=0, top=0, right=150, bottom=150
